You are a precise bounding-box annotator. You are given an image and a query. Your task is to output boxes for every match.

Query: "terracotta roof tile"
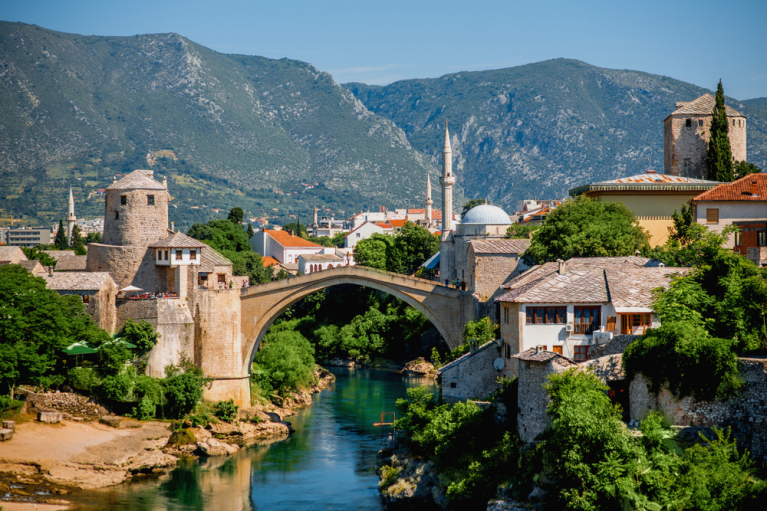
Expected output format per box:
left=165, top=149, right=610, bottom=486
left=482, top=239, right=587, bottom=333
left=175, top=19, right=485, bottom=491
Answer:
left=388, top=219, right=408, bottom=228
left=106, top=170, right=166, bottom=191
left=262, top=256, right=280, bottom=267
left=265, top=230, right=322, bottom=248
left=692, top=174, right=767, bottom=202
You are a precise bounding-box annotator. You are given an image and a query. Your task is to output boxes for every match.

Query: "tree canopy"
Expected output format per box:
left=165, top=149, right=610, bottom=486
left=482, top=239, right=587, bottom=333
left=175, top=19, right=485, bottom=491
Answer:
left=734, top=161, right=761, bottom=179
left=353, top=222, right=438, bottom=275
left=54, top=219, right=68, bottom=250
left=461, top=199, right=487, bottom=217
left=227, top=207, right=244, bottom=225
left=71, top=224, right=86, bottom=255
left=282, top=222, right=308, bottom=239
left=706, top=80, right=734, bottom=182
left=0, top=265, right=110, bottom=395
left=505, top=223, right=539, bottom=239
left=523, top=196, right=649, bottom=264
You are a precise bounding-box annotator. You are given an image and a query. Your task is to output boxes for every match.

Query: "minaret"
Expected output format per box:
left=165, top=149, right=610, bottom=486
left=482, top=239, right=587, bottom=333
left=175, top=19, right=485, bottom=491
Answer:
left=440, top=121, right=455, bottom=232
left=313, top=206, right=319, bottom=231
left=425, top=174, right=433, bottom=223
left=66, top=188, right=77, bottom=244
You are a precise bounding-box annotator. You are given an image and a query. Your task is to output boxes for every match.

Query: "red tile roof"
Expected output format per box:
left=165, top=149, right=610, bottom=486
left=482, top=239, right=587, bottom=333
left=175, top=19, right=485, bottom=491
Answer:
left=388, top=219, right=407, bottom=228
left=266, top=230, right=321, bottom=248
left=692, top=174, right=767, bottom=202
left=262, top=256, right=280, bottom=267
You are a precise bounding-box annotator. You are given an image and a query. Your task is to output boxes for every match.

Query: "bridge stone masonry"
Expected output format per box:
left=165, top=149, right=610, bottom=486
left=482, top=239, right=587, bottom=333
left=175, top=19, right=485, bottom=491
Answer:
left=201, top=266, right=472, bottom=406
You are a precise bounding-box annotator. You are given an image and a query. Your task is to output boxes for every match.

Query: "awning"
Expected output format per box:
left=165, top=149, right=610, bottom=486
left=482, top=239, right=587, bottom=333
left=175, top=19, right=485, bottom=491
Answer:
left=421, top=251, right=440, bottom=270
left=614, top=307, right=653, bottom=313
left=119, top=285, right=143, bottom=292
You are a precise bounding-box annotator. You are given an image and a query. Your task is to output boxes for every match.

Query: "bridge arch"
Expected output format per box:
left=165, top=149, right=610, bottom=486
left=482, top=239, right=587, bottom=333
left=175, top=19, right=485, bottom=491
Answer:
left=239, top=266, right=466, bottom=376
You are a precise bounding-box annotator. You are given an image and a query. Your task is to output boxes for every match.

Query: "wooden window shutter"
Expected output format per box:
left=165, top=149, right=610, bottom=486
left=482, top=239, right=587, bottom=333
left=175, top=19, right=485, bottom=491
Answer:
left=706, top=209, right=719, bottom=224
left=606, top=316, right=616, bottom=332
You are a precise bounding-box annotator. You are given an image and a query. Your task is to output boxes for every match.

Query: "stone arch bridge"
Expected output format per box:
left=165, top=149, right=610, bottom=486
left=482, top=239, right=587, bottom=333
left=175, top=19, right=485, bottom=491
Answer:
left=203, top=266, right=471, bottom=406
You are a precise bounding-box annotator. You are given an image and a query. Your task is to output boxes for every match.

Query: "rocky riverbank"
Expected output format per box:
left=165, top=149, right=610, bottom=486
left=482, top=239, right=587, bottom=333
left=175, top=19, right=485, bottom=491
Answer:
left=0, top=366, right=336, bottom=509
left=322, top=357, right=437, bottom=377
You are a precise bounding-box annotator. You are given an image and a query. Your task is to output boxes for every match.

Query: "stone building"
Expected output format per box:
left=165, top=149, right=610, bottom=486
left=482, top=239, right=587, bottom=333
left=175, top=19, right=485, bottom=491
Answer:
left=438, top=340, right=503, bottom=403
left=664, top=93, right=747, bottom=178
left=43, top=271, right=118, bottom=333
left=466, top=239, right=529, bottom=320
left=690, top=173, right=767, bottom=260
left=87, top=170, right=171, bottom=291
left=0, top=246, right=27, bottom=265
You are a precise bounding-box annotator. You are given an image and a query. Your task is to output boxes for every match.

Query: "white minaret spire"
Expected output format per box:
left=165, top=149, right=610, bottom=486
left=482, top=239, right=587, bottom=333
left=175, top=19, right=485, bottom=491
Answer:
left=66, top=187, right=77, bottom=244
left=440, top=120, right=455, bottom=233
left=425, top=173, right=433, bottom=222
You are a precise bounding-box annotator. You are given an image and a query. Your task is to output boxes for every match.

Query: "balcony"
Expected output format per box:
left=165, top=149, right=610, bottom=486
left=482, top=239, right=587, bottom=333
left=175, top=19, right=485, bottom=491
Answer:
left=572, top=321, right=599, bottom=335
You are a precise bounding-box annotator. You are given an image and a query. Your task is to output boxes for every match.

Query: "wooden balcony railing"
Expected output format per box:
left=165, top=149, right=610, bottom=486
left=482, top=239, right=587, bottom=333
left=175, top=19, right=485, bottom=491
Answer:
left=573, top=322, right=599, bottom=335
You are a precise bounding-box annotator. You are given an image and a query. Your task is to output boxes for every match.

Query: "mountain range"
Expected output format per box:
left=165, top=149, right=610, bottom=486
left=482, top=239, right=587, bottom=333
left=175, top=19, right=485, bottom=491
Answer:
left=0, top=21, right=765, bottom=229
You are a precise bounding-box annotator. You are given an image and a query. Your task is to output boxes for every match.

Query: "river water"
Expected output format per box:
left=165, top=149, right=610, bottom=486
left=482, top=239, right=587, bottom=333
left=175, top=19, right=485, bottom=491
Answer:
left=69, top=367, right=435, bottom=511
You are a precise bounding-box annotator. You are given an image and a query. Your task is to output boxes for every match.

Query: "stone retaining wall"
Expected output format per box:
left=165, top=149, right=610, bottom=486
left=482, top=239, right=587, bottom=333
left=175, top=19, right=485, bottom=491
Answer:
left=630, top=357, right=767, bottom=461
left=18, top=388, right=108, bottom=420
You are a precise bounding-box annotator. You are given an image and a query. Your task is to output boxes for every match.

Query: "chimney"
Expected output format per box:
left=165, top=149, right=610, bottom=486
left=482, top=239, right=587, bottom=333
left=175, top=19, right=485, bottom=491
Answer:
left=469, top=340, right=478, bottom=355
left=48, top=266, right=54, bottom=276
left=380, top=206, right=386, bottom=213
left=557, top=259, right=566, bottom=275
left=535, top=345, right=544, bottom=354
left=752, top=180, right=759, bottom=198
left=162, top=176, right=168, bottom=188
left=171, top=221, right=175, bottom=232
left=635, top=250, right=641, bottom=256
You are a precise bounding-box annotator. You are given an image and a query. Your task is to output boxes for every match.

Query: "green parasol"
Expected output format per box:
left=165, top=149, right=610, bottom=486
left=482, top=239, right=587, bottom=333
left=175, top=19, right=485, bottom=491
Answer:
left=63, top=342, right=98, bottom=355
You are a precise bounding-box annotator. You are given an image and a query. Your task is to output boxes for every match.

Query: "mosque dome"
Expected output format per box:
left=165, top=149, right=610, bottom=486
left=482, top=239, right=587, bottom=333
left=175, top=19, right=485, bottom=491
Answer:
left=461, top=204, right=511, bottom=225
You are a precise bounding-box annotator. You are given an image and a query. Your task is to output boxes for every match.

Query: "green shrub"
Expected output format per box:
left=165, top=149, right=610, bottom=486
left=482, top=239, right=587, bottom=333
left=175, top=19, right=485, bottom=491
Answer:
left=119, top=319, right=159, bottom=352
left=0, top=395, right=24, bottom=418
left=132, top=396, right=156, bottom=420
left=67, top=367, right=101, bottom=392
left=252, top=330, right=315, bottom=396
left=162, top=367, right=206, bottom=420
left=98, top=342, right=133, bottom=375
left=213, top=399, right=238, bottom=423
left=378, top=465, right=401, bottom=491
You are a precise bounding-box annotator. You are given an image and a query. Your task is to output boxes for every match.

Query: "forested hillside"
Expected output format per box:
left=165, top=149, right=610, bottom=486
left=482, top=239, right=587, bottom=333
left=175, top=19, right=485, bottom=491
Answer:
left=346, top=59, right=767, bottom=211
left=0, top=22, right=442, bottom=229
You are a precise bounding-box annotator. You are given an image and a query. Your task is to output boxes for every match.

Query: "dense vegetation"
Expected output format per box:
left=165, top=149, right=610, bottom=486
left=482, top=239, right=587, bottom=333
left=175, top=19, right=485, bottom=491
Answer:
left=391, top=370, right=767, bottom=509
left=353, top=221, right=439, bottom=275
left=187, top=210, right=273, bottom=284
left=524, top=195, right=648, bottom=264
left=626, top=223, right=767, bottom=401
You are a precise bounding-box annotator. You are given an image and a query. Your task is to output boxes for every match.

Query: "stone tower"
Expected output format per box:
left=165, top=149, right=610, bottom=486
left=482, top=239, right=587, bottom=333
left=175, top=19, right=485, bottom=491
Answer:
left=440, top=122, right=455, bottom=232
left=102, top=170, right=170, bottom=247
left=664, top=93, right=747, bottom=178
left=439, top=122, right=456, bottom=282
left=66, top=188, right=77, bottom=244
left=425, top=173, right=433, bottom=222
left=87, top=170, right=171, bottom=289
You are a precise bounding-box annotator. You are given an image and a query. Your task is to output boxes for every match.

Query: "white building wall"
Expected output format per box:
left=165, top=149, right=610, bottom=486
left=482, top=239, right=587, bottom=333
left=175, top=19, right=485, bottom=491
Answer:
left=520, top=303, right=611, bottom=358
left=344, top=222, right=388, bottom=248
left=694, top=200, right=767, bottom=248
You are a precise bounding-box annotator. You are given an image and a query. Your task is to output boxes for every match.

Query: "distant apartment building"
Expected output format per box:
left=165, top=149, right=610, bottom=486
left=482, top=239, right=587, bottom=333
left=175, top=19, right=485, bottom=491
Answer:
left=5, top=227, right=53, bottom=247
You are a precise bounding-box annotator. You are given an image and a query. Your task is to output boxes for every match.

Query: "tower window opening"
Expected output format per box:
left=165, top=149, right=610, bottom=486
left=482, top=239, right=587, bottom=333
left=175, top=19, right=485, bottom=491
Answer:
left=685, top=119, right=692, bottom=127
left=120, top=196, right=127, bottom=205
left=115, top=211, right=119, bottom=220
left=698, top=119, right=703, bottom=127
left=147, top=195, right=155, bottom=206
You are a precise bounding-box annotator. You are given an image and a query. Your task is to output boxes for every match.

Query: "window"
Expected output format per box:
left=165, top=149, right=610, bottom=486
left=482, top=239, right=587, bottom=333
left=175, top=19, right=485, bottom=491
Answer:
left=552, top=345, right=563, bottom=355
left=505, top=344, right=511, bottom=359
left=503, top=306, right=509, bottom=324
left=176, top=250, right=183, bottom=259
left=698, top=119, right=704, bottom=127
left=706, top=209, right=719, bottom=224
left=115, top=211, right=119, bottom=220
left=450, top=382, right=457, bottom=388
left=573, top=306, right=600, bottom=334
left=120, top=196, right=127, bottom=205
left=621, top=313, right=652, bottom=334
left=356, top=233, right=361, bottom=238
left=164, top=250, right=169, bottom=260
left=525, top=307, right=566, bottom=324
left=190, top=249, right=196, bottom=260
left=735, top=231, right=742, bottom=247
left=218, top=274, right=226, bottom=283
left=685, top=118, right=692, bottom=127
left=573, top=345, right=589, bottom=361
left=82, top=295, right=90, bottom=304
left=759, top=231, right=767, bottom=247
left=147, top=195, right=155, bottom=206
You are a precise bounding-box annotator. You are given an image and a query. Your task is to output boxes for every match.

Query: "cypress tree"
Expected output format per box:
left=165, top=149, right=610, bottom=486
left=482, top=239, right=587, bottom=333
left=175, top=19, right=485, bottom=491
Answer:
left=706, top=80, right=734, bottom=182
left=247, top=223, right=255, bottom=239
left=71, top=224, right=86, bottom=255
left=54, top=219, right=69, bottom=250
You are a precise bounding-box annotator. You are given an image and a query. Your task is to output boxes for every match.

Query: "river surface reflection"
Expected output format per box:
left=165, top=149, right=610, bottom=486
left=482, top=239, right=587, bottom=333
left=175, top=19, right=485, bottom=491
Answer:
left=69, top=367, right=435, bottom=511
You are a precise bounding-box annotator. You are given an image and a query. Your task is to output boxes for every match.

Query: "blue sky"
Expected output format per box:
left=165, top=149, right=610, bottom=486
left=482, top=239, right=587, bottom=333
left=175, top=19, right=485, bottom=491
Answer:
left=2, top=0, right=766, bottom=99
